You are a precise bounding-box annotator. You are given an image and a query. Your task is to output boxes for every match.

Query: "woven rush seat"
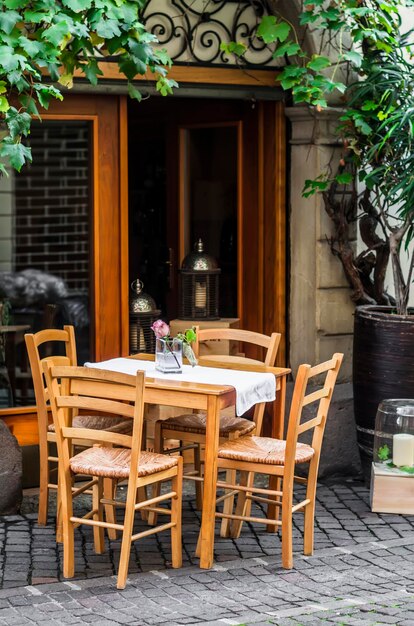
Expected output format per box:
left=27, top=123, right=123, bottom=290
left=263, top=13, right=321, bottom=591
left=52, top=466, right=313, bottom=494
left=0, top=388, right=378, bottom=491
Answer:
left=161, top=412, right=256, bottom=437
left=218, top=435, right=314, bottom=465
left=48, top=415, right=132, bottom=435
left=70, top=447, right=179, bottom=479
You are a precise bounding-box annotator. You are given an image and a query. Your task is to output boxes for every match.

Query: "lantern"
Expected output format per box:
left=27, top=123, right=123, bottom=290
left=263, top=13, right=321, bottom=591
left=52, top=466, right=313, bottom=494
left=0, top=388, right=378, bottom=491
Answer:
left=371, top=399, right=414, bottom=514
left=179, top=239, right=220, bottom=320
left=129, top=280, right=161, bottom=354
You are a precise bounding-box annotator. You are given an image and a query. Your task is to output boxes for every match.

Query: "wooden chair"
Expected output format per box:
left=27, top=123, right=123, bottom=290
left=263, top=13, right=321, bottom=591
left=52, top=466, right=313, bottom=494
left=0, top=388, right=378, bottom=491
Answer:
left=25, top=326, right=133, bottom=528
left=212, top=353, right=343, bottom=567
left=150, top=328, right=281, bottom=531
left=43, top=364, right=183, bottom=590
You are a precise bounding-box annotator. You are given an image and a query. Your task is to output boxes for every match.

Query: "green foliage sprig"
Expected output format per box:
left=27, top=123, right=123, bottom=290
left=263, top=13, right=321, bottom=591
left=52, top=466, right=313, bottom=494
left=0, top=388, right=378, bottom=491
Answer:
left=0, top=0, right=177, bottom=174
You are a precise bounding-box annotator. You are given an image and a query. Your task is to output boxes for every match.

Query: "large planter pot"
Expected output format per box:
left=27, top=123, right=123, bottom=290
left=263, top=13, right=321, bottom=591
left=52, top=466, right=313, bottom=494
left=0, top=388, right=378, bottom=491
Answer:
left=353, top=305, right=414, bottom=481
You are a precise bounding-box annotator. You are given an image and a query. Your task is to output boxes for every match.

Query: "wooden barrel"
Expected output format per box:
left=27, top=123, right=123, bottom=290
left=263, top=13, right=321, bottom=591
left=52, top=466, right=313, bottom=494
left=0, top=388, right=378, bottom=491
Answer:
left=353, top=306, right=414, bottom=480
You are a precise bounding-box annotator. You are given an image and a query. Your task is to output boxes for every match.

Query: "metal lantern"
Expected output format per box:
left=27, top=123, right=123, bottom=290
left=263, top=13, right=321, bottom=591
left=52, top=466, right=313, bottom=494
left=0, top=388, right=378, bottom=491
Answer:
left=129, top=279, right=161, bottom=354
left=179, top=239, right=221, bottom=320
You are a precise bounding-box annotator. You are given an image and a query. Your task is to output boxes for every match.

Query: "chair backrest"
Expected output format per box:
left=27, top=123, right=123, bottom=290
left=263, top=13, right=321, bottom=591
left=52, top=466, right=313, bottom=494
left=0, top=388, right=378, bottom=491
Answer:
left=284, top=353, right=343, bottom=484
left=43, top=365, right=145, bottom=487
left=194, top=326, right=281, bottom=433
left=25, top=326, right=78, bottom=442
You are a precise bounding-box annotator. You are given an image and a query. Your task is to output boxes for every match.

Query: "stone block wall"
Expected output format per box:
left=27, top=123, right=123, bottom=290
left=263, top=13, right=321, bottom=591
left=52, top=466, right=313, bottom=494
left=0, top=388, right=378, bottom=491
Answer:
left=286, top=106, right=355, bottom=382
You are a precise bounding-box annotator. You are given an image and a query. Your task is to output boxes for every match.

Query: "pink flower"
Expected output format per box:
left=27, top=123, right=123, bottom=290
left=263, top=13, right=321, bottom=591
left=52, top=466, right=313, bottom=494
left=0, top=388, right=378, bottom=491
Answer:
left=151, top=320, right=170, bottom=339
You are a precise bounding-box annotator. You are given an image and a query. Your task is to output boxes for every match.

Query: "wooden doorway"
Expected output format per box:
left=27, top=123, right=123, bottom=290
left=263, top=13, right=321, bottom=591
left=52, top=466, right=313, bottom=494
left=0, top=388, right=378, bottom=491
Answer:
left=128, top=97, right=287, bottom=364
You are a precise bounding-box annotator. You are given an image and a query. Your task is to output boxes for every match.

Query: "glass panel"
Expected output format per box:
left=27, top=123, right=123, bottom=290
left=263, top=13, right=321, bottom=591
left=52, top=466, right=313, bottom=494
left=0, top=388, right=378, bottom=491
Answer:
left=0, top=121, right=92, bottom=409
left=187, top=126, right=238, bottom=318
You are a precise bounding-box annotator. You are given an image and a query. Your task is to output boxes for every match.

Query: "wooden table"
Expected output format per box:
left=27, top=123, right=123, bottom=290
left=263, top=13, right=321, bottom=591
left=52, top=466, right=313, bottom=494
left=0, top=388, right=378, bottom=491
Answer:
left=131, top=354, right=290, bottom=569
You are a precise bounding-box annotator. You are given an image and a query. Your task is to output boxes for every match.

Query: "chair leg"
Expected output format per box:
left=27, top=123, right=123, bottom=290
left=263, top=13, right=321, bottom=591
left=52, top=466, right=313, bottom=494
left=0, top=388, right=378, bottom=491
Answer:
left=194, top=443, right=203, bottom=511
left=267, top=476, right=281, bottom=533
left=93, top=477, right=105, bottom=554
left=103, top=478, right=117, bottom=540
left=281, top=489, right=293, bottom=569
left=38, top=447, right=49, bottom=526
left=117, top=476, right=138, bottom=590
left=60, top=472, right=75, bottom=579
left=229, top=470, right=250, bottom=538
left=56, top=485, right=63, bottom=543
left=219, top=469, right=236, bottom=537
left=304, top=460, right=317, bottom=556
left=147, top=421, right=163, bottom=526
left=171, top=457, right=183, bottom=569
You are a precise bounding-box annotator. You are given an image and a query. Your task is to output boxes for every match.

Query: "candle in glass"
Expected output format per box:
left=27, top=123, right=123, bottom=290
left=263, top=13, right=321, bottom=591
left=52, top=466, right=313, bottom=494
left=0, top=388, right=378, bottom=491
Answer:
left=393, top=433, right=414, bottom=467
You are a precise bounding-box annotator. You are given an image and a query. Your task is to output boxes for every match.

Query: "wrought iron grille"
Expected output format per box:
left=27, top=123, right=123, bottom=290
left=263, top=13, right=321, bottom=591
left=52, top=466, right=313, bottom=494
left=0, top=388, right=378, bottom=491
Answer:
left=140, top=0, right=280, bottom=67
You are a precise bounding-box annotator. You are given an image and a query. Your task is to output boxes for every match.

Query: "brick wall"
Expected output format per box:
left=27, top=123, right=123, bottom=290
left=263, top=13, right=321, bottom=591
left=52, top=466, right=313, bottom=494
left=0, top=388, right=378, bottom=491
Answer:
left=14, top=121, right=91, bottom=292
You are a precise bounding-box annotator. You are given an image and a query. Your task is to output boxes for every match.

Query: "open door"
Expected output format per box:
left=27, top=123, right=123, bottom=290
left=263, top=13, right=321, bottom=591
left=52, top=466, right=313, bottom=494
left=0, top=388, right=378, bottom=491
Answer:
left=128, top=97, right=286, bottom=363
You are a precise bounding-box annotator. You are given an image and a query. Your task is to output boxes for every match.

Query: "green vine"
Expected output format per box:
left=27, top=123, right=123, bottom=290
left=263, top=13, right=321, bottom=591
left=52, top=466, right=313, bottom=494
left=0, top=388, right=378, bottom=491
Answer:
left=0, top=0, right=176, bottom=173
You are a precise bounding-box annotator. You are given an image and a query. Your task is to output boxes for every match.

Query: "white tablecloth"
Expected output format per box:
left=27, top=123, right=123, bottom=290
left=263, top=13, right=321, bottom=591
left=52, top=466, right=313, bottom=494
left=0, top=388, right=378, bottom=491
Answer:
left=84, top=358, right=276, bottom=416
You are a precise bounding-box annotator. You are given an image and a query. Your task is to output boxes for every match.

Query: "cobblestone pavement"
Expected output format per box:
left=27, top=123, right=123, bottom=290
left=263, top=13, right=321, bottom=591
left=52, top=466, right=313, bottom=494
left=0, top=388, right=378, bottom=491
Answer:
left=0, top=480, right=412, bottom=625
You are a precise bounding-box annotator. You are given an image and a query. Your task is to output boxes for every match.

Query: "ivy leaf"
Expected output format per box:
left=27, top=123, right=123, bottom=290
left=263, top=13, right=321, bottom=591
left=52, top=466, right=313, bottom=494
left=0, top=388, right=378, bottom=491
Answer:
left=302, top=178, right=330, bottom=197
left=153, top=48, right=172, bottom=67
left=361, top=101, right=378, bottom=111
left=272, top=41, right=302, bottom=58
left=19, top=94, right=39, bottom=117
left=156, top=76, right=178, bottom=96
left=0, top=137, right=32, bottom=172
left=343, top=49, right=363, bottom=68
left=279, top=65, right=307, bottom=90
left=257, top=16, right=290, bottom=44
left=307, top=55, right=331, bottom=71
left=0, top=46, right=26, bottom=72
left=300, top=11, right=321, bottom=25
left=119, top=55, right=140, bottom=80
left=61, top=0, right=93, bottom=12
left=335, top=172, right=353, bottom=185
left=24, top=10, right=53, bottom=24
left=58, top=73, right=73, bottom=88
left=83, top=59, right=103, bottom=86
left=0, top=9, right=19, bottom=34
left=220, top=41, right=247, bottom=57
left=42, top=21, right=70, bottom=47
left=5, top=0, right=29, bottom=7
left=0, top=96, right=10, bottom=113
left=127, top=81, right=142, bottom=101
left=0, top=81, right=7, bottom=95
left=5, top=107, right=31, bottom=139
left=96, top=19, right=122, bottom=39
left=18, top=36, right=44, bottom=57
left=354, top=117, right=373, bottom=135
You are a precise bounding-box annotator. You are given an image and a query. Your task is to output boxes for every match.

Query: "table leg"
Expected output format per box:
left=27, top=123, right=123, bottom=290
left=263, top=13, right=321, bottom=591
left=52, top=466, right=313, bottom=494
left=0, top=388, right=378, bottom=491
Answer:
left=199, top=395, right=220, bottom=569
left=268, top=375, right=287, bottom=531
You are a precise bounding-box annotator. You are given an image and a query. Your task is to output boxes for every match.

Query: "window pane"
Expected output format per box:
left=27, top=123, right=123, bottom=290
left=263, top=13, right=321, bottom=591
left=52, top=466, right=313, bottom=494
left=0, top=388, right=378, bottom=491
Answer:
left=0, top=121, right=92, bottom=409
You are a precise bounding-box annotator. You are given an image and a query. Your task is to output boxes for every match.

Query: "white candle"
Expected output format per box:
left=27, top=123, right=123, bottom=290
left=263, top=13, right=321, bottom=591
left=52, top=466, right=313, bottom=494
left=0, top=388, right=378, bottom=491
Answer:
left=195, top=282, right=207, bottom=309
left=393, top=433, right=414, bottom=467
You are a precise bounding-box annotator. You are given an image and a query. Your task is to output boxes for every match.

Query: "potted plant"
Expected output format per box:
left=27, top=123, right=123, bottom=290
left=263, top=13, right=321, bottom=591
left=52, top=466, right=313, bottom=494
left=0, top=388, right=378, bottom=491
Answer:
left=223, top=0, right=414, bottom=478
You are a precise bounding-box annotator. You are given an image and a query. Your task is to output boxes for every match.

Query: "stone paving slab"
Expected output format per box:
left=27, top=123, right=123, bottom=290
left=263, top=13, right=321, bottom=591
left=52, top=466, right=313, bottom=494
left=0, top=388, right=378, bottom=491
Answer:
left=0, top=480, right=412, bottom=624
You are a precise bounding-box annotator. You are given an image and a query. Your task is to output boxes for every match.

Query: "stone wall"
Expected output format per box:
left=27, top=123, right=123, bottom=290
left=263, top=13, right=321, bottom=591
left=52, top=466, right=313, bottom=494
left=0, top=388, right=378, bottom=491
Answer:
left=286, top=106, right=356, bottom=382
